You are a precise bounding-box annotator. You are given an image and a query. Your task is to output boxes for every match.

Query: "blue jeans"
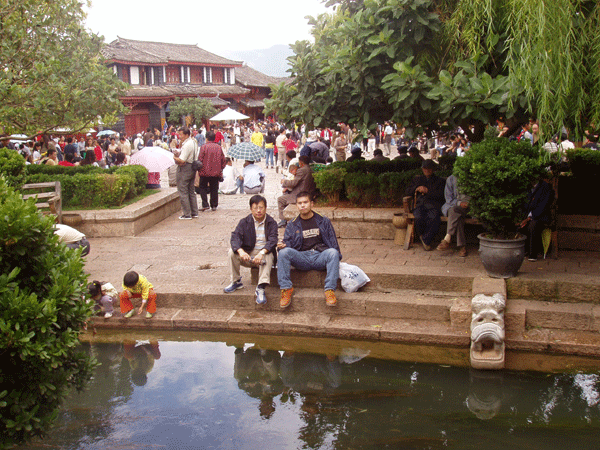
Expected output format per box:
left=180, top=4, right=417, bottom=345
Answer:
left=265, top=148, right=274, bottom=166
left=277, top=247, right=340, bottom=291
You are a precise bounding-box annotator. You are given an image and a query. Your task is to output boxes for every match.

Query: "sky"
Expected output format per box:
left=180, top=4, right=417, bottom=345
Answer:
left=84, top=0, right=331, bottom=55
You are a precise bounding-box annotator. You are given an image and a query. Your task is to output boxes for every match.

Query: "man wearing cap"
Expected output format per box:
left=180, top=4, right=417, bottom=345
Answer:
left=405, top=160, right=446, bottom=250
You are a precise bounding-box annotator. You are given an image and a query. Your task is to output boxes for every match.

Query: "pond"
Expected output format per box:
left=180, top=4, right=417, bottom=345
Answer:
left=18, top=331, right=600, bottom=450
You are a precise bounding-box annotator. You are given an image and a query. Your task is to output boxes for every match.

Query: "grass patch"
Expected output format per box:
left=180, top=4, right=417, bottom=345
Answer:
left=63, top=188, right=162, bottom=211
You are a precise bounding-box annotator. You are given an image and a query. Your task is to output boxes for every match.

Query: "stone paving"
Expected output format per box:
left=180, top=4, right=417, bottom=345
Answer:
left=85, top=157, right=599, bottom=294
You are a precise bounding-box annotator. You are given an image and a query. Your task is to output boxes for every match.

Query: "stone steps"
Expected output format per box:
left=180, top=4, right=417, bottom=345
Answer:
left=88, top=268, right=600, bottom=358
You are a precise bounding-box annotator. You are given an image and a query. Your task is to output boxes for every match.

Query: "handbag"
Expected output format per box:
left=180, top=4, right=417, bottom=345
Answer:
left=190, top=140, right=202, bottom=171
left=191, top=159, right=203, bottom=171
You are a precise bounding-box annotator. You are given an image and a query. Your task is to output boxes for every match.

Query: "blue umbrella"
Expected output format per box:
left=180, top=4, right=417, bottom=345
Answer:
left=228, top=142, right=264, bottom=162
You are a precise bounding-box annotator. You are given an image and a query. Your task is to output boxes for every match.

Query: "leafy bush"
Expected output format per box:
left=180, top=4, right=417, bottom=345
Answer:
left=97, top=174, right=133, bottom=206
left=566, top=148, right=600, bottom=178
left=24, top=167, right=146, bottom=208
left=314, top=167, right=347, bottom=202
left=111, top=165, right=148, bottom=197
left=0, top=178, right=95, bottom=447
left=454, top=138, right=545, bottom=237
left=25, top=164, right=105, bottom=176
left=0, top=148, right=26, bottom=188
left=378, top=170, right=421, bottom=206
left=345, top=172, right=380, bottom=206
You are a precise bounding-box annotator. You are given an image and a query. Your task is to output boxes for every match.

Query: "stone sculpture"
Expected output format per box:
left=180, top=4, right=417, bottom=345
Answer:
left=470, top=293, right=506, bottom=370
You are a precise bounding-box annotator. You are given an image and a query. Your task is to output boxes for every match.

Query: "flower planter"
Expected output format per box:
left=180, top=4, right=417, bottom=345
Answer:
left=478, top=233, right=526, bottom=279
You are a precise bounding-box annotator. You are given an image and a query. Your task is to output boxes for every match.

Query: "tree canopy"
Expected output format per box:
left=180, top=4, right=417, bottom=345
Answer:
left=168, top=97, right=217, bottom=127
left=0, top=0, right=127, bottom=137
left=267, top=0, right=600, bottom=142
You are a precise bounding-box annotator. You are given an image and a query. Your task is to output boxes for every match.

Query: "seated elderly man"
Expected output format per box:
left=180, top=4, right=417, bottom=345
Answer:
left=224, top=195, right=278, bottom=304
left=277, top=155, right=316, bottom=228
left=405, top=159, right=446, bottom=250
left=437, top=173, right=471, bottom=257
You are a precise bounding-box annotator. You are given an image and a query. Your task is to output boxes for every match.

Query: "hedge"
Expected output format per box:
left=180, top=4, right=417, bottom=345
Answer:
left=566, top=148, right=600, bottom=178
left=312, top=155, right=456, bottom=207
left=23, top=165, right=148, bottom=208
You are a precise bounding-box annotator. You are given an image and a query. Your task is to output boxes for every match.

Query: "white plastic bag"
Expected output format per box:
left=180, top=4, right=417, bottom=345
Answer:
left=338, top=262, right=370, bottom=293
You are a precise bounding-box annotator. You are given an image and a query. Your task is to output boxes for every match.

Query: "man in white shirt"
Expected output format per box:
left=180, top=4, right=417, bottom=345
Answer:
left=220, top=157, right=243, bottom=194
left=241, top=160, right=266, bottom=194
left=383, top=121, right=394, bottom=156
left=173, top=127, right=199, bottom=219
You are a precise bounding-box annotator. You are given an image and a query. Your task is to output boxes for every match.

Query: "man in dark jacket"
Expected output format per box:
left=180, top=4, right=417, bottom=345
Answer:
left=405, top=159, right=446, bottom=250
left=277, top=191, right=342, bottom=309
left=519, top=178, right=555, bottom=261
left=224, top=195, right=278, bottom=305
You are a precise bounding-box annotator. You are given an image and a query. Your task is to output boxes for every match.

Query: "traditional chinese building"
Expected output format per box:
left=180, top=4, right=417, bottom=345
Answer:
left=102, top=38, right=249, bottom=136
left=234, top=65, right=288, bottom=121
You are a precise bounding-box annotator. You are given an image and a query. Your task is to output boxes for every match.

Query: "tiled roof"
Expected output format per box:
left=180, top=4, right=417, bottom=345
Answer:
left=235, top=65, right=287, bottom=88
left=240, top=98, right=265, bottom=108
left=102, top=38, right=243, bottom=67
left=122, top=84, right=249, bottom=98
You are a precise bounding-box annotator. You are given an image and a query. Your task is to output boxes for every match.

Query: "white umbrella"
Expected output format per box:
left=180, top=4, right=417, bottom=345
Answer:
left=97, top=129, right=116, bottom=137
left=210, top=107, right=249, bottom=121
left=130, top=147, right=175, bottom=173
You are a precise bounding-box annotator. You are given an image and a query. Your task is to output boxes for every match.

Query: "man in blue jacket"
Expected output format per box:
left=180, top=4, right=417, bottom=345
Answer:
left=277, top=191, right=341, bottom=309
left=224, top=195, right=278, bottom=305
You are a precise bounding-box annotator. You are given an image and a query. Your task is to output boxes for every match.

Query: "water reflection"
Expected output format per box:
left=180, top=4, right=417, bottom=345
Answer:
left=17, top=337, right=600, bottom=450
left=123, top=339, right=162, bottom=386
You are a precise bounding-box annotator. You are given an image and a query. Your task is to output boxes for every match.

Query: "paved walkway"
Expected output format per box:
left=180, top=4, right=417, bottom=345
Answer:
left=84, top=157, right=600, bottom=294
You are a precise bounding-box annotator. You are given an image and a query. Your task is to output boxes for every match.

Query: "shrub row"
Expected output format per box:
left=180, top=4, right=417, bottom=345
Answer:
left=23, top=165, right=148, bottom=208
left=313, top=156, right=455, bottom=207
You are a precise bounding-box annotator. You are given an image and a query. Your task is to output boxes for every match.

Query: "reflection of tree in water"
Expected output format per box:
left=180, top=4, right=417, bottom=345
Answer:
left=234, top=347, right=283, bottom=419
left=23, top=340, right=161, bottom=449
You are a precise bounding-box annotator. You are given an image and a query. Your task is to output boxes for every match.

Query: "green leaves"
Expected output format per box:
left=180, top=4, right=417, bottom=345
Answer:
left=168, top=97, right=217, bottom=127
left=0, top=0, right=127, bottom=136
left=0, top=177, right=95, bottom=447
left=454, top=138, right=545, bottom=236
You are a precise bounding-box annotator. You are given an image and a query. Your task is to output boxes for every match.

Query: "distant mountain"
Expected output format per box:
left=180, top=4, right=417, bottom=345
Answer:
left=221, top=45, right=294, bottom=78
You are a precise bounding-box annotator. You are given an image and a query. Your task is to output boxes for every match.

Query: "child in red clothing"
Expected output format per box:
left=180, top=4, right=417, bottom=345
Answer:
left=120, top=271, right=157, bottom=319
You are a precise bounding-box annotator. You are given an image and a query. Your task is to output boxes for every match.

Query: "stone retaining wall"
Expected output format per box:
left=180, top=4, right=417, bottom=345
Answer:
left=66, top=190, right=180, bottom=237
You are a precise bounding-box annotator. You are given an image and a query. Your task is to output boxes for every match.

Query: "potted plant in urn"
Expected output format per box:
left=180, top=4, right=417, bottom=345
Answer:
left=453, top=138, right=545, bottom=278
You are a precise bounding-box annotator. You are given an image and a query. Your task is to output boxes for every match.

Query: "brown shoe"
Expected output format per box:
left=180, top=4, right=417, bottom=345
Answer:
left=458, top=247, right=468, bottom=257
left=436, top=240, right=451, bottom=251
left=280, top=288, right=294, bottom=309
left=324, top=290, right=337, bottom=307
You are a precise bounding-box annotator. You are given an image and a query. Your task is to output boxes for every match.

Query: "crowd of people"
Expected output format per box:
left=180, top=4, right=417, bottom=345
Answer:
left=3, top=116, right=580, bottom=319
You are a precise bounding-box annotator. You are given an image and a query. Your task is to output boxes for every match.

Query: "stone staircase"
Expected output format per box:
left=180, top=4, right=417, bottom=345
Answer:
left=89, top=266, right=600, bottom=358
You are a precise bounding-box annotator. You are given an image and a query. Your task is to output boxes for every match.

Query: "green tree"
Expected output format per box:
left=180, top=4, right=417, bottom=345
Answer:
left=168, top=97, right=218, bottom=127
left=0, top=178, right=95, bottom=448
left=268, top=0, right=600, bottom=141
left=0, top=0, right=127, bottom=137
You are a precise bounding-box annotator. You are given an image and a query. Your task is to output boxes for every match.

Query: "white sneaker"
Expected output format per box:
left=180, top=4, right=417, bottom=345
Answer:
left=104, top=312, right=113, bottom=318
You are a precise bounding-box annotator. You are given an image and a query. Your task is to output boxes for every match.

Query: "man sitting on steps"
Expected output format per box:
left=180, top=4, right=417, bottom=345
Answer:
left=224, top=195, right=278, bottom=305
left=277, top=191, right=341, bottom=309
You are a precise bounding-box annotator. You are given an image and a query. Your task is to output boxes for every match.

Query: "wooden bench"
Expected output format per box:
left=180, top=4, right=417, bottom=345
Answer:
left=22, top=181, right=62, bottom=223
left=401, top=195, right=480, bottom=250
